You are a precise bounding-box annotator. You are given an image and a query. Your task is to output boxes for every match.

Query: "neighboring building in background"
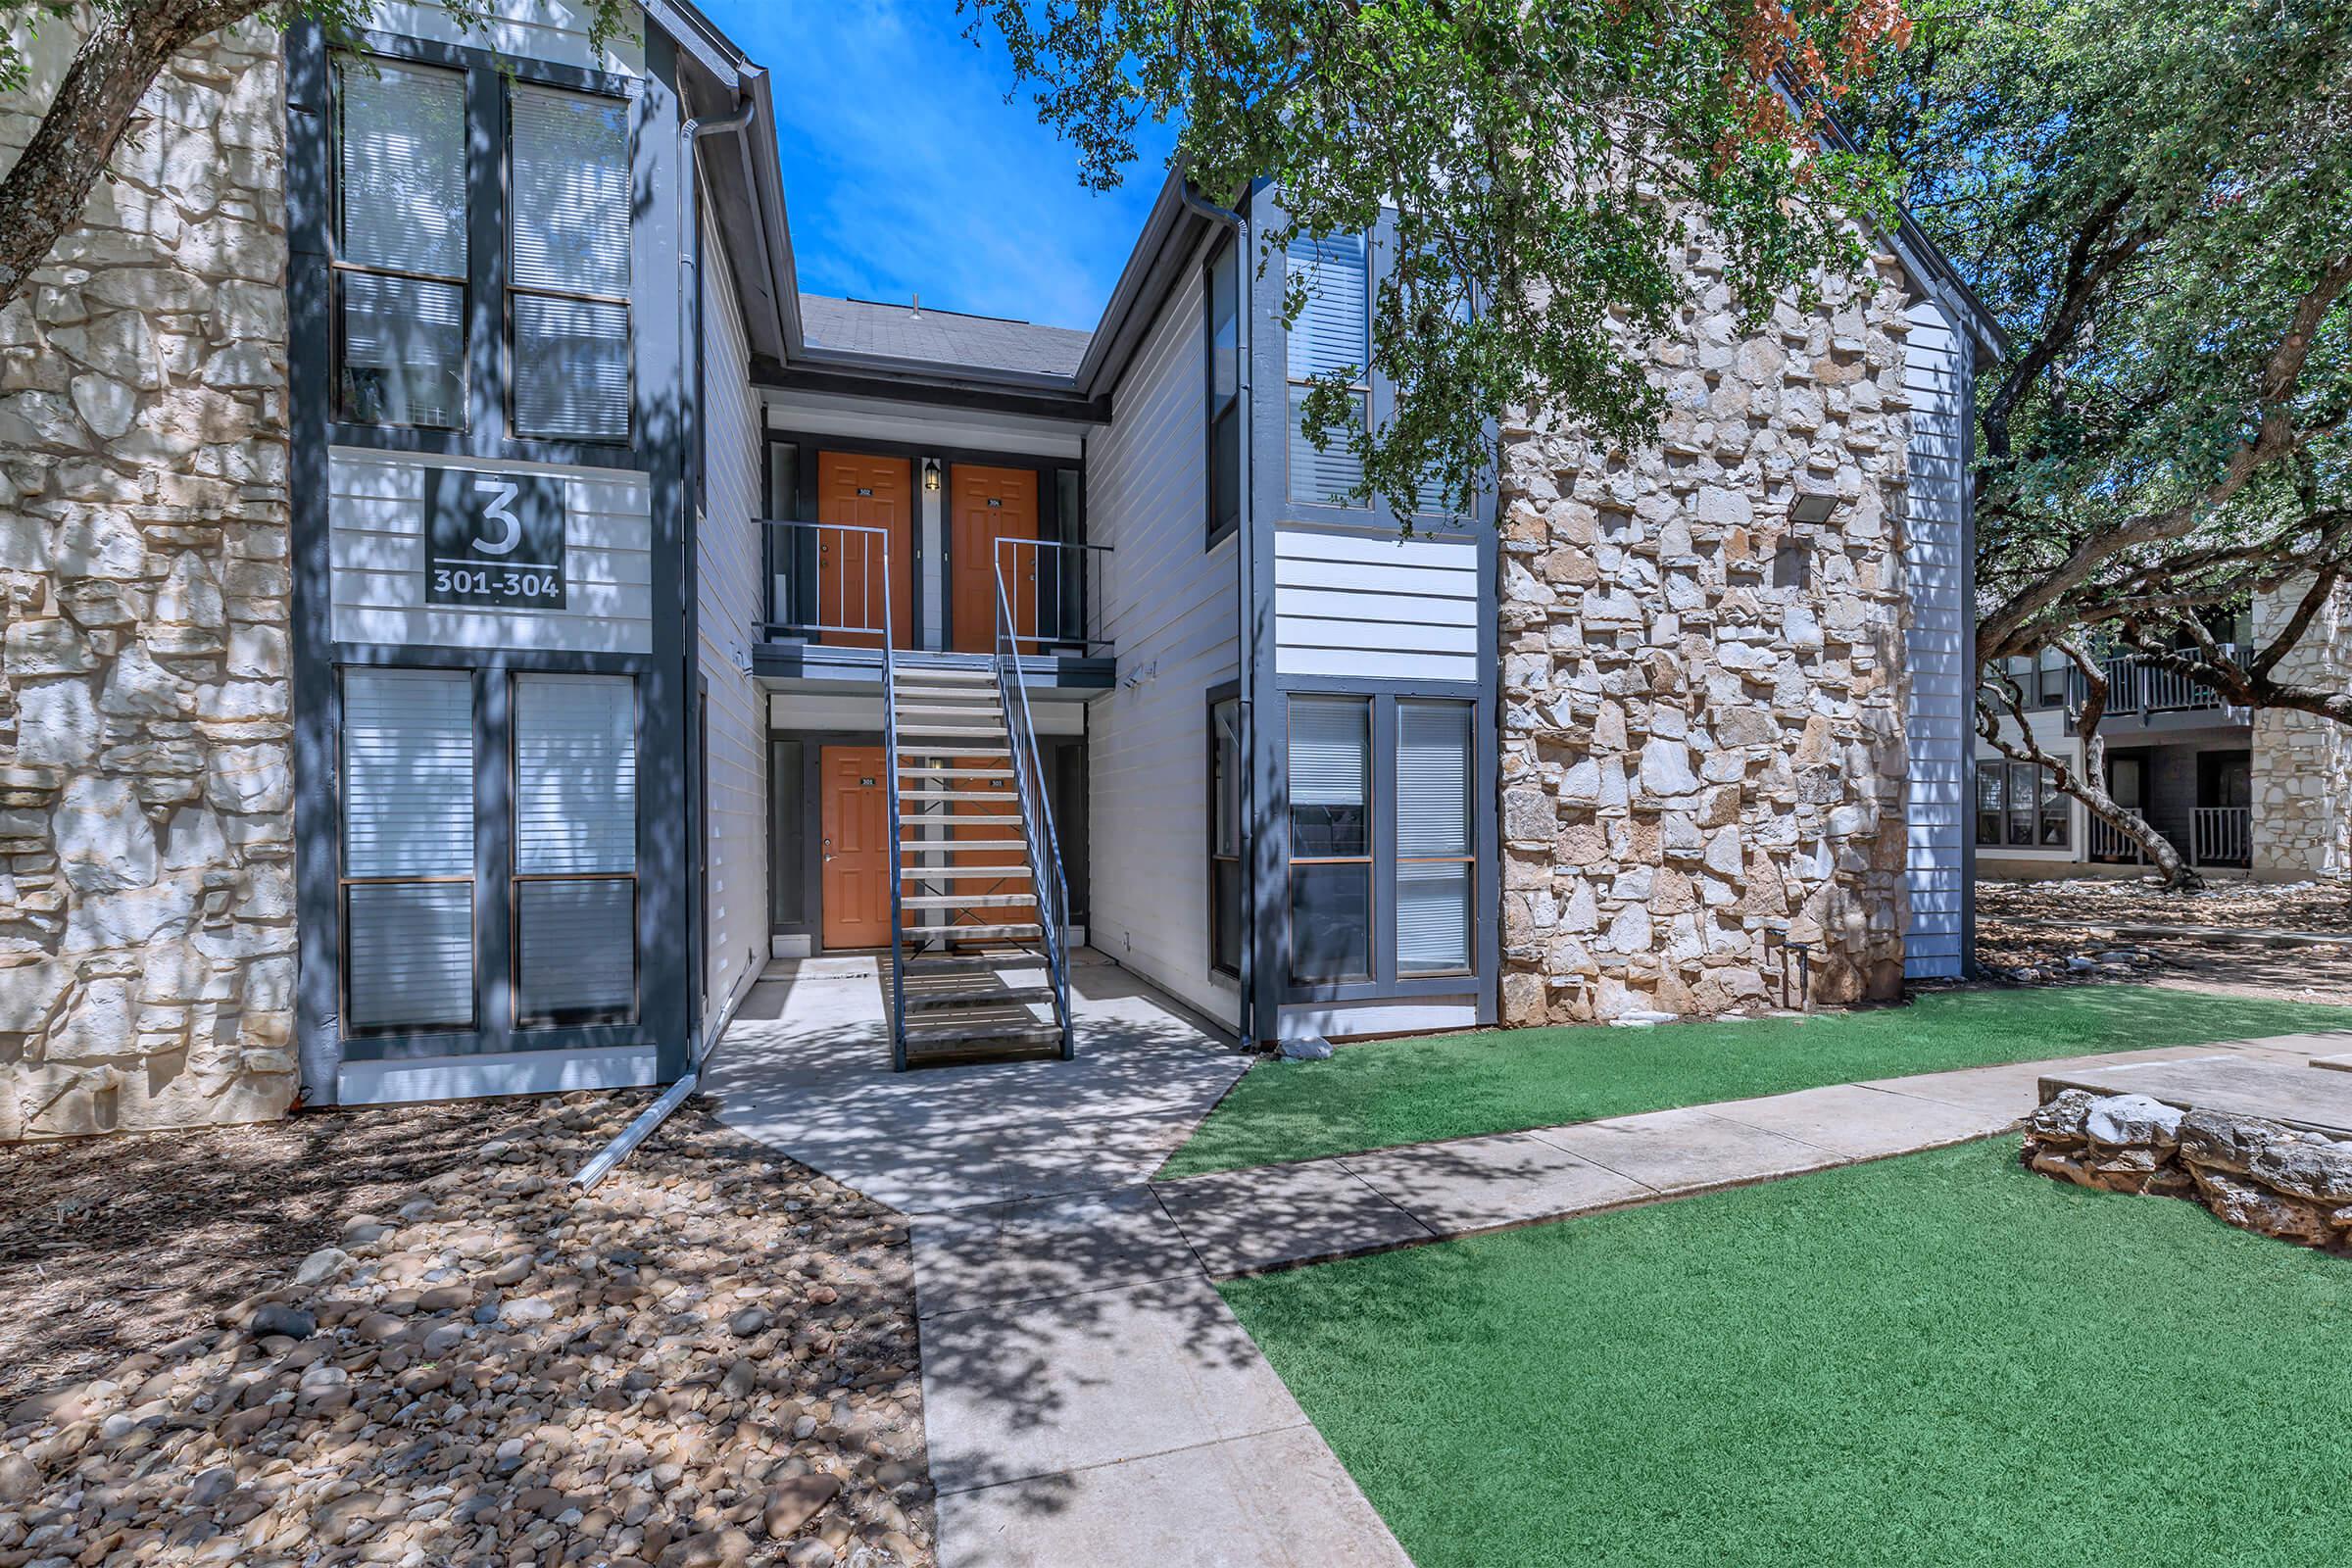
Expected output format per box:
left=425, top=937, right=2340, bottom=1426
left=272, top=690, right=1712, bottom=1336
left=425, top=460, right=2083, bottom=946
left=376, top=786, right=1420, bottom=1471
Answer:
left=1, top=0, right=2000, bottom=1140
left=1974, top=579, right=2352, bottom=883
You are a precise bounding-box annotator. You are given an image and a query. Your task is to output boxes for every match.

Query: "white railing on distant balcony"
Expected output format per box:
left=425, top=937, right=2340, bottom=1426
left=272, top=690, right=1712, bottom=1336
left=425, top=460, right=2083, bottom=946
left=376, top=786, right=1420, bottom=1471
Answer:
left=2086, top=647, right=2243, bottom=716
left=994, top=537, right=1112, bottom=656
left=2086, top=808, right=2154, bottom=864
left=2192, top=806, right=2251, bottom=867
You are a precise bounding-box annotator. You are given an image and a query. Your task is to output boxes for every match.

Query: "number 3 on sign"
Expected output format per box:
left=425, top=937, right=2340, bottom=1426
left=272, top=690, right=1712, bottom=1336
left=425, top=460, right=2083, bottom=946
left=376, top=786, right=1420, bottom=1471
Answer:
left=472, top=477, right=522, bottom=556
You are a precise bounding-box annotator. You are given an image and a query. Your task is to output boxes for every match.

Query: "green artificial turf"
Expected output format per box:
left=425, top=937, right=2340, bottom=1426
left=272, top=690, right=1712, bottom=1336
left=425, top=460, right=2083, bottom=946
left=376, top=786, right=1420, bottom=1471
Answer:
left=1162, top=985, right=2352, bottom=1178
left=1222, top=1139, right=2352, bottom=1568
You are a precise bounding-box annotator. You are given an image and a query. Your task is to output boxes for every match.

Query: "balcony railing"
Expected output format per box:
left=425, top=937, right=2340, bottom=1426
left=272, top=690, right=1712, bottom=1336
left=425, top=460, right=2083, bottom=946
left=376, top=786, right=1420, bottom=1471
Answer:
left=759, top=518, right=895, bottom=645
left=2192, top=806, right=2251, bottom=867
left=756, top=520, right=1108, bottom=656
left=2082, top=647, right=2244, bottom=717
left=2086, top=805, right=2251, bottom=868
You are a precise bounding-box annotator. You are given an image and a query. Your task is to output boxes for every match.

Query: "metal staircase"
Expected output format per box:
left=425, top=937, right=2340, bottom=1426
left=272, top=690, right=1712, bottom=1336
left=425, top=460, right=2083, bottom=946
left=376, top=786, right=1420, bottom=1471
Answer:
left=882, top=623, right=1075, bottom=1068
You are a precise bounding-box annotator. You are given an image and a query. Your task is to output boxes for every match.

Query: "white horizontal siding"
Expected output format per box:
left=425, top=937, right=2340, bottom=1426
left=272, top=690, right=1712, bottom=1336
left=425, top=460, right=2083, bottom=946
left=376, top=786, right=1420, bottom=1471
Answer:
left=364, top=0, right=644, bottom=74
left=1901, top=299, right=1969, bottom=977
left=697, top=195, right=768, bottom=1044
left=328, top=448, right=655, bottom=654
left=1274, top=527, right=1479, bottom=681
left=1087, top=230, right=1243, bottom=1031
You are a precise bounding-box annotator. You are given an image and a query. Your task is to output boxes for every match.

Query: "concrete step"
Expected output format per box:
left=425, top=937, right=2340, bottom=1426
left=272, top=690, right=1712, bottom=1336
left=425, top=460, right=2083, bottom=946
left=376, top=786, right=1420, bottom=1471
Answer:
left=903, top=922, right=1042, bottom=944
left=895, top=704, right=1006, bottom=720
left=899, top=765, right=1014, bottom=780
left=901, top=840, right=1028, bottom=855
left=897, top=724, right=1011, bottom=739
left=901, top=864, right=1036, bottom=880
left=902, top=893, right=1037, bottom=910
left=896, top=791, right=1023, bottom=807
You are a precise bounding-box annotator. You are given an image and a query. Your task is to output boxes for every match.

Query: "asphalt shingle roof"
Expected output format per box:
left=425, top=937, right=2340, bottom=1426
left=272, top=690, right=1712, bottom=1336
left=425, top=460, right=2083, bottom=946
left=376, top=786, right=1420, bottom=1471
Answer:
left=798, top=294, right=1092, bottom=381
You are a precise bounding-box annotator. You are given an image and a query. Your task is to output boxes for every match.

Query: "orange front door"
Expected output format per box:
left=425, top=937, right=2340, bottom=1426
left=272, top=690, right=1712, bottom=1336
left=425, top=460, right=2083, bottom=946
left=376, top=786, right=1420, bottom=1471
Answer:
left=815, top=452, right=914, bottom=649
left=950, top=465, right=1039, bottom=652
left=820, top=746, right=894, bottom=950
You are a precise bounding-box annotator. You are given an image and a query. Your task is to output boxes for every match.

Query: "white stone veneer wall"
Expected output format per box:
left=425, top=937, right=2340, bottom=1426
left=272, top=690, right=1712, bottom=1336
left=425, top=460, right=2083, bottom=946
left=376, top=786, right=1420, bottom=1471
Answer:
left=1497, top=238, right=1917, bottom=1022
left=0, top=16, right=294, bottom=1139
left=2251, top=577, right=2352, bottom=883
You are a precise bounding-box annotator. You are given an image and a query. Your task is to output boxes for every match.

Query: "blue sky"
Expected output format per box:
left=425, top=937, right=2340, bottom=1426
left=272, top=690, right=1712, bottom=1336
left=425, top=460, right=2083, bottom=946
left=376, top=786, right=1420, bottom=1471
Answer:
left=704, top=1, right=1176, bottom=332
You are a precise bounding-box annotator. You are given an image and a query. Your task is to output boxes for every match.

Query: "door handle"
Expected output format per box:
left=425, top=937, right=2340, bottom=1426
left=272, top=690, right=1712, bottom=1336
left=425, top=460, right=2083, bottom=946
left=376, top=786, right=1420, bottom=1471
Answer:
left=822, top=836, right=835, bottom=863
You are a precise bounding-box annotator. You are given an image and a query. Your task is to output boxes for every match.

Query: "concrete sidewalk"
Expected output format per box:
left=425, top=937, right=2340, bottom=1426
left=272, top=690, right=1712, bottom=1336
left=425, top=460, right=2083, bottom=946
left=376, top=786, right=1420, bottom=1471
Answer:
left=707, top=971, right=2328, bottom=1568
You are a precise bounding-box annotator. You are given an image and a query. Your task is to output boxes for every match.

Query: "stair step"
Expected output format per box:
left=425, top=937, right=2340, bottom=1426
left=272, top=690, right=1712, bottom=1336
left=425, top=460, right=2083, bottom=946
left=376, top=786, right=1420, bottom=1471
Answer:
left=896, top=723, right=1009, bottom=737
left=895, top=705, right=1006, bottom=720
left=902, top=985, right=1057, bottom=1010
left=899, top=954, right=1034, bottom=972
left=901, top=840, right=1028, bottom=855
left=897, top=790, right=1022, bottom=805
left=903, top=922, right=1042, bottom=944
left=901, top=864, right=1036, bottom=880
left=899, top=765, right=1014, bottom=779
left=892, top=663, right=996, bottom=681
left=903, top=1020, right=1064, bottom=1046
left=902, top=893, right=1036, bottom=909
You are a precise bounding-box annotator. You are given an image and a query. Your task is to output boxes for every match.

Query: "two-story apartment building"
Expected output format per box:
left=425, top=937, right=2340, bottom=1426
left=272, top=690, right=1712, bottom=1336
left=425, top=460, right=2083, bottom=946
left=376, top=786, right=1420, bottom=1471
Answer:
left=0, top=0, right=2005, bottom=1136
left=1977, top=582, right=2352, bottom=883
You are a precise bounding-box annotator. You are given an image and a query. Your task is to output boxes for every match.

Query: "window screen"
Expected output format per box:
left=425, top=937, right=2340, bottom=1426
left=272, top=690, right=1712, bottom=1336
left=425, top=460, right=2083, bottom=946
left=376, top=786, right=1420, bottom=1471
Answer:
left=333, top=60, right=466, bottom=427
left=509, top=84, right=631, bottom=441
left=1396, top=702, right=1473, bottom=973
left=514, top=673, right=637, bottom=1024
left=1286, top=233, right=1369, bottom=506
left=341, top=668, right=474, bottom=1030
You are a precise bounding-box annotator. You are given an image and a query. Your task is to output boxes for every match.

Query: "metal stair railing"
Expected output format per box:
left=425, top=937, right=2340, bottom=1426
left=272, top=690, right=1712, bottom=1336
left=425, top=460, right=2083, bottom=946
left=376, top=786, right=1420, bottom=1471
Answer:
left=875, top=539, right=911, bottom=1071
left=994, top=549, right=1074, bottom=1059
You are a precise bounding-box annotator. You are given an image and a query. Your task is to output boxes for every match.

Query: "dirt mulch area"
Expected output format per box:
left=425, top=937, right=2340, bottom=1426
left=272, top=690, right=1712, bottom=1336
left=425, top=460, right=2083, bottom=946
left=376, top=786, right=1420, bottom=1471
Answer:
left=1980, top=877, right=2352, bottom=935
left=0, top=1095, right=934, bottom=1567
left=1978, top=878, right=2352, bottom=1005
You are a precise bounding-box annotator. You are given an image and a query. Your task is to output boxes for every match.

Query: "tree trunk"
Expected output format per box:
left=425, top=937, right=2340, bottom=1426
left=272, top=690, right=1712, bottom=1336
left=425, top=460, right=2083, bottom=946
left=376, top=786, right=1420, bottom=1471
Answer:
left=0, top=0, right=258, bottom=310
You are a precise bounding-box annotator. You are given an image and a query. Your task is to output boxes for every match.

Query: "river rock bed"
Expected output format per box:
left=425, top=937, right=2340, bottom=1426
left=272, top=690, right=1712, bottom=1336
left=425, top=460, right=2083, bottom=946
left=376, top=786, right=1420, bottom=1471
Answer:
left=0, top=1095, right=933, bottom=1567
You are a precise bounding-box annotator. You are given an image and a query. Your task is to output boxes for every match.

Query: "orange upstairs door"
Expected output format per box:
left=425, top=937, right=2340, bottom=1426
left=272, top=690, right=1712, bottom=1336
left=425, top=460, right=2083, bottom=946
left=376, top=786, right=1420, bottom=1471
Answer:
left=950, top=465, right=1038, bottom=652
left=819, top=746, right=894, bottom=950
left=814, top=452, right=913, bottom=649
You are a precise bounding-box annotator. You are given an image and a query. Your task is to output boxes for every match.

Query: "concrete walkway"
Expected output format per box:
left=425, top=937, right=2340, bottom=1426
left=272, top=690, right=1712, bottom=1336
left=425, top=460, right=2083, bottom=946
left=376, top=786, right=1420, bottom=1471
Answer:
left=706, top=972, right=2335, bottom=1568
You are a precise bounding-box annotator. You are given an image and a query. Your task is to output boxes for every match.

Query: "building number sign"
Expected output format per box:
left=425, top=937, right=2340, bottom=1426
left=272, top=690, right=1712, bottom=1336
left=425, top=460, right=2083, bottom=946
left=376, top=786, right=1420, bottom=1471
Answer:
left=423, top=467, right=568, bottom=610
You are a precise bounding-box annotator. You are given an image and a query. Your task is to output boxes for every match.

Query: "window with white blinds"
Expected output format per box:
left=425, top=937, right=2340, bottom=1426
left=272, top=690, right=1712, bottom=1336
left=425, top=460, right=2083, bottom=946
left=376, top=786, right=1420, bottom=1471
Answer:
left=513, top=673, right=637, bottom=1025
left=1396, top=702, right=1473, bottom=973
left=509, top=84, right=631, bottom=442
left=341, top=668, right=475, bottom=1031
left=1289, top=696, right=1372, bottom=983
left=332, top=59, right=466, bottom=428
left=1286, top=233, right=1370, bottom=505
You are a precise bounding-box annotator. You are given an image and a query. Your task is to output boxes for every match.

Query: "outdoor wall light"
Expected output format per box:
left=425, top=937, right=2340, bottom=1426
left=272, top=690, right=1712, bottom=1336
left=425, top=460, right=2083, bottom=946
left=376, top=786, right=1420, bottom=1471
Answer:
left=1788, top=492, right=1840, bottom=526
left=923, top=459, right=942, bottom=493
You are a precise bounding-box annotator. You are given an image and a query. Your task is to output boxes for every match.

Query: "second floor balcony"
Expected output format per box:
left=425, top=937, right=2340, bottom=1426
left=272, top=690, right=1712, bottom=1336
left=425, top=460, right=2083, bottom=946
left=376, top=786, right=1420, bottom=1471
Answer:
left=751, top=518, right=1113, bottom=691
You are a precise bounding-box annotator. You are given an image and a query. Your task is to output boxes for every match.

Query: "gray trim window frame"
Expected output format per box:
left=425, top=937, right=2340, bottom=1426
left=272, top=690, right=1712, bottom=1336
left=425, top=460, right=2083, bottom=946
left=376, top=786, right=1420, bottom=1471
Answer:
left=1204, top=229, right=1243, bottom=549
left=288, top=21, right=694, bottom=1096
left=503, top=76, right=637, bottom=446
left=1207, top=681, right=1244, bottom=979
left=316, top=29, right=648, bottom=474
left=508, top=669, right=645, bottom=1030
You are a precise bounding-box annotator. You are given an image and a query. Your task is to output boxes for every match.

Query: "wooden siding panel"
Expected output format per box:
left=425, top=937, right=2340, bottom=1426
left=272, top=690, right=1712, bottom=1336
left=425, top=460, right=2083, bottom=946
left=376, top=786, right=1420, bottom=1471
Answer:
left=1901, top=299, right=1969, bottom=979
left=327, top=449, right=656, bottom=653
left=1085, top=236, right=1244, bottom=1030
left=1273, top=526, right=1479, bottom=681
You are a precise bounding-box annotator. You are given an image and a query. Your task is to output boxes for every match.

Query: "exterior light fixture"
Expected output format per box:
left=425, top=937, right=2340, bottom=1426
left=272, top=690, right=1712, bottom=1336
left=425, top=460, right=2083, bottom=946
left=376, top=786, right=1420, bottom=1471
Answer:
left=923, top=459, right=941, bottom=493
left=1788, top=492, right=1839, bottom=526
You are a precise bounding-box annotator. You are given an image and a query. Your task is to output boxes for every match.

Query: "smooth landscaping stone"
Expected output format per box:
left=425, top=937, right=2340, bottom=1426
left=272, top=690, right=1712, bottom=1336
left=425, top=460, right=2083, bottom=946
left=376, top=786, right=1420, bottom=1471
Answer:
left=918, top=1273, right=1312, bottom=1494
left=935, top=1425, right=1412, bottom=1568
left=910, top=1186, right=1195, bottom=1319
left=1153, top=1160, right=1435, bottom=1277
left=1700, top=1082, right=2017, bottom=1158
left=1538, top=1106, right=1842, bottom=1194
left=1340, top=1132, right=1653, bottom=1233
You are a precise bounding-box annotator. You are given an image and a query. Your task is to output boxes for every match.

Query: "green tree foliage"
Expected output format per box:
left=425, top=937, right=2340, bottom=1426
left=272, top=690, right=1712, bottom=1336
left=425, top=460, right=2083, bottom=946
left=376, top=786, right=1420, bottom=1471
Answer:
left=1856, top=0, right=2352, bottom=674
left=962, top=0, right=1912, bottom=518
